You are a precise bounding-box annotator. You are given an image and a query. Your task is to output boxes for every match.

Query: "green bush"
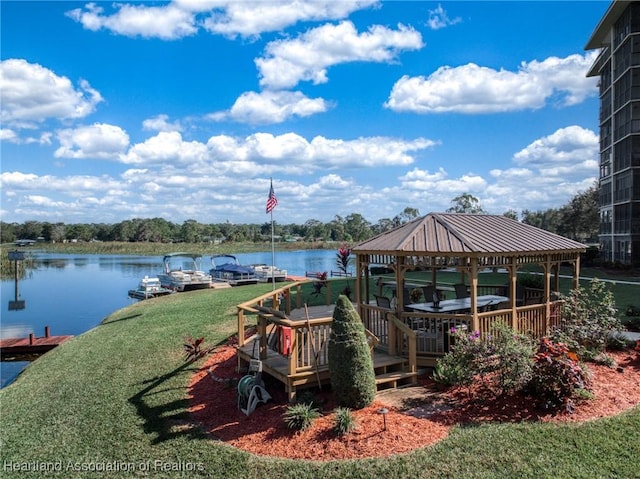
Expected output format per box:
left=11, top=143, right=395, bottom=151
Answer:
left=432, top=351, right=472, bottom=386
left=489, top=324, right=536, bottom=395
left=432, top=326, right=488, bottom=387
left=553, top=279, right=622, bottom=360
left=433, top=323, right=535, bottom=395
left=327, top=295, right=376, bottom=409
left=333, top=407, right=357, bottom=436
left=283, top=403, right=321, bottom=431
left=527, top=338, right=591, bottom=412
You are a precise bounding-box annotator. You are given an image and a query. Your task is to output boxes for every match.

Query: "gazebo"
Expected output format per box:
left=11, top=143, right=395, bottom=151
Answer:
left=235, top=213, right=587, bottom=400
left=352, top=213, right=586, bottom=367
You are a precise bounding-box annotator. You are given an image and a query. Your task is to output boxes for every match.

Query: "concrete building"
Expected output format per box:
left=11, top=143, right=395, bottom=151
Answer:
left=586, top=0, right=640, bottom=265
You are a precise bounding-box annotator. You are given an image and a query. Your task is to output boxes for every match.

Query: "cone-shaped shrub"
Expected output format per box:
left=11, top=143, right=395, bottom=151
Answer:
left=328, top=295, right=376, bottom=409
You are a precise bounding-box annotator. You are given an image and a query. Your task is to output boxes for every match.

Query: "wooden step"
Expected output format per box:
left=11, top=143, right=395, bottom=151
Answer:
left=375, top=370, right=418, bottom=390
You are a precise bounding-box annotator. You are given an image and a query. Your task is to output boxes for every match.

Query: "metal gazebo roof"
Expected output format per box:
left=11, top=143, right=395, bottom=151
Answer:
left=353, top=213, right=586, bottom=257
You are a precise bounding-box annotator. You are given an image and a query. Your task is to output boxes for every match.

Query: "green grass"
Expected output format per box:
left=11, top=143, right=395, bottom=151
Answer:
left=1, top=282, right=639, bottom=478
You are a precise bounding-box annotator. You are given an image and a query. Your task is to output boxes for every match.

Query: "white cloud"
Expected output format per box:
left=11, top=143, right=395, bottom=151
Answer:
left=0, top=59, right=103, bottom=127
left=54, top=124, right=130, bottom=160
left=399, top=167, right=487, bottom=193
left=1, top=129, right=19, bottom=143
left=210, top=90, right=330, bottom=124
left=257, top=21, right=423, bottom=90
left=65, top=2, right=198, bottom=40
left=481, top=126, right=598, bottom=212
left=308, top=136, right=436, bottom=167
left=204, top=132, right=436, bottom=169
left=142, top=114, right=183, bottom=132
left=122, top=131, right=209, bottom=165
left=385, top=52, right=599, bottom=114
left=513, top=125, right=598, bottom=169
left=1, top=171, right=123, bottom=194
left=201, top=0, right=379, bottom=38
left=427, top=4, right=461, bottom=30
left=66, top=1, right=378, bottom=40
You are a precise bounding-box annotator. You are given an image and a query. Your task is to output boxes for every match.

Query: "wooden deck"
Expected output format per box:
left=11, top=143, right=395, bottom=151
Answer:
left=237, top=336, right=417, bottom=401
left=1, top=328, right=73, bottom=359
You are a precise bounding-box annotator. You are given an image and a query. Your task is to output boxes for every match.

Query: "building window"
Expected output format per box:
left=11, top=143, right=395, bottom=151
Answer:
left=601, top=119, right=612, bottom=150
left=600, top=207, right=613, bottom=234
left=600, top=57, right=612, bottom=93
left=614, top=203, right=632, bottom=233
left=615, top=171, right=633, bottom=202
left=600, top=181, right=612, bottom=206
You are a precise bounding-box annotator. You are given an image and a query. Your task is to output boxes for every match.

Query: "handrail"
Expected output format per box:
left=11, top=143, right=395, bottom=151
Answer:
left=237, top=279, right=335, bottom=347
left=386, top=312, right=417, bottom=373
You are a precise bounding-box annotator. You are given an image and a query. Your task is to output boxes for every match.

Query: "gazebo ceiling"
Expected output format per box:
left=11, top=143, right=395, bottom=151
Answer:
left=353, top=213, right=586, bottom=256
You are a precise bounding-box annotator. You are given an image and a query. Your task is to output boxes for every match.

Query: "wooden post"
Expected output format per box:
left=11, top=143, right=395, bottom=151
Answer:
left=258, top=314, right=267, bottom=360
left=29, top=333, right=34, bottom=345
left=510, top=259, right=518, bottom=331
left=45, top=326, right=50, bottom=338
left=470, top=257, right=479, bottom=333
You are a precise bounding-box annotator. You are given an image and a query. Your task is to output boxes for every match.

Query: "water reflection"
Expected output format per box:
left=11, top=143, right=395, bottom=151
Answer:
left=8, top=275, right=26, bottom=311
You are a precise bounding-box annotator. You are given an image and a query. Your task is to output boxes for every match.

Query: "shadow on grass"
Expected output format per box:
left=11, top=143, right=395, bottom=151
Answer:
left=101, top=313, right=143, bottom=325
left=129, top=361, right=208, bottom=445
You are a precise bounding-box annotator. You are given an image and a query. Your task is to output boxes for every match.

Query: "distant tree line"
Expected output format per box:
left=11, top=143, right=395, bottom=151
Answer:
left=1, top=186, right=599, bottom=245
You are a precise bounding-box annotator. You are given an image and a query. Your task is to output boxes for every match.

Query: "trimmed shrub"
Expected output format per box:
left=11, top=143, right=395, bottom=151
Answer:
left=328, top=295, right=376, bottom=409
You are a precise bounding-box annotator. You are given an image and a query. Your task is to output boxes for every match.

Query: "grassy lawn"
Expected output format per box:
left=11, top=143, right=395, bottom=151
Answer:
left=1, top=281, right=639, bottom=478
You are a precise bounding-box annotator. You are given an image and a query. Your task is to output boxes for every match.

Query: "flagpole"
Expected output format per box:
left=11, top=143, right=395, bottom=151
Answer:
left=267, top=177, right=277, bottom=291
left=270, top=207, right=275, bottom=290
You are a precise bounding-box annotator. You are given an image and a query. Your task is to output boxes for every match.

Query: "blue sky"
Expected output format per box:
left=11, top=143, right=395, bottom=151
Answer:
left=1, top=1, right=608, bottom=226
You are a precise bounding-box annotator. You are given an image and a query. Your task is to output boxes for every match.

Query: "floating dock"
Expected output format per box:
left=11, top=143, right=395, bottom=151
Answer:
left=0, top=327, right=73, bottom=360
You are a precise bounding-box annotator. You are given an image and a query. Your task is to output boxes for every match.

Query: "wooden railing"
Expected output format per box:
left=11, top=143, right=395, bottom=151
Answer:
left=236, top=279, right=335, bottom=348
left=237, top=279, right=356, bottom=380
left=360, top=304, right=417, bottom=371
left=255, top=311, right=333, bottom=374
left=359, top=300, right=563, bottom=359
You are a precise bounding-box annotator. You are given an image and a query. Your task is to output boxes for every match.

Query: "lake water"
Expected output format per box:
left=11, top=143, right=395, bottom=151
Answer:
left=0, top=249, right=341, bottom=388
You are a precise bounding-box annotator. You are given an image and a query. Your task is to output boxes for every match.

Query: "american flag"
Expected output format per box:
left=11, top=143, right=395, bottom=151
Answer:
left=266, top=179, right=278, bottom=214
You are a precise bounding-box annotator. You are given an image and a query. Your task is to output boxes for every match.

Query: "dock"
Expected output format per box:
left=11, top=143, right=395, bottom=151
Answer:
left=1, top=327, right=73, bottom=360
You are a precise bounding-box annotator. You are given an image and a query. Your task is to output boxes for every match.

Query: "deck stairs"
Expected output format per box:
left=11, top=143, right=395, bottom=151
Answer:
left=372, top=352, right=418, bottom=391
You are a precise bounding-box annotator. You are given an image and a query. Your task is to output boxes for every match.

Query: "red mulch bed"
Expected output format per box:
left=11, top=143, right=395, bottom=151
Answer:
left=188, top=342, right=640, bottom=461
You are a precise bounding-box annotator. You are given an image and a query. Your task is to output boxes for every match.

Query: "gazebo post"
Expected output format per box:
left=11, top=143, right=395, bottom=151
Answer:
left=509, top=258, right=518, bottom=330
left=544, top=255, right=552, bottom=332
left=470, top=257, right=479, bottom=332
left=395, top=256, right=405, bottom=313
left=355, top=254, right=363, bottom=307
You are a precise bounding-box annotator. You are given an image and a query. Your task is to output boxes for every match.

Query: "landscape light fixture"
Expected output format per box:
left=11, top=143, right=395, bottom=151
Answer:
left=378, top=407, right=389, bottom=431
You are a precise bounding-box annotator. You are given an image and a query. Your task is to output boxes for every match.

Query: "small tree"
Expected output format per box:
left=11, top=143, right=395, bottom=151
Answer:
left=553, top=279, right=622, bottom=360
left=328, top=295, right=376, bottom=409
left=336, top=244, right=352, bottom=298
